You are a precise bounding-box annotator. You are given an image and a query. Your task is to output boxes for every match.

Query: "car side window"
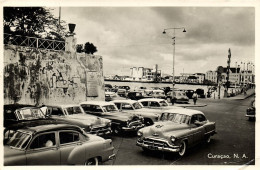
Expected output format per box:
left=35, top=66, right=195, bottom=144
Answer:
left=114, top=103, right=121, bottom=110
left=93, top=105, right=103, bottom=112
left=122, top=103, right=133, bottom=110
left=141, top=101, right=148, bottom=107
left=197, top=114, right=206, bottom=122
left=81, top=104, right=91, bottom=112
left=59, top=131, right=80, bottom=144
left=51, top=107, right=64, bottom=116
left=190, top=115, right=198, bottom=124
left=150, top=102, right=160, bottom=107
left=30, top=132, right=56, bottom=149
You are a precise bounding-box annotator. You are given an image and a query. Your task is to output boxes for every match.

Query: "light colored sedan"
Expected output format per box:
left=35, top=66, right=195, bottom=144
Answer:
left=4, top=124, right=115, bottom=165
left=136, top=108, right=216, bottom=156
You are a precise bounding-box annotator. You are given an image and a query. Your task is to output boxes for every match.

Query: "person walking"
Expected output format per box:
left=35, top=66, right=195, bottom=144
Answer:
left=192, top=92, right=198, bottom=105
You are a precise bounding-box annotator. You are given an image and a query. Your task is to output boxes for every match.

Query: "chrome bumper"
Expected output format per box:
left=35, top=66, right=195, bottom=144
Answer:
left=108, top=153, right=116, bottom=160
left=245, top=114, right=255, bottom=118
left=136, top=140, right=180, bottom=152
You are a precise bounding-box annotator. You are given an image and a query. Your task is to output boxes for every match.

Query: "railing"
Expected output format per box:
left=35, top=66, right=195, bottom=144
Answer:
left=4, top=33, right=65, bottom=51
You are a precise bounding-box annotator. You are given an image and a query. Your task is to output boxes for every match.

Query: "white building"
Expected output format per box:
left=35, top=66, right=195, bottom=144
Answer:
left=130, top=65, right=161, bottom=81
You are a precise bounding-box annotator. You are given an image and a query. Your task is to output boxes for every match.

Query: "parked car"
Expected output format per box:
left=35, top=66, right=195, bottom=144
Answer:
left=138, top=98, right=182, bottom=110
left=136, top=108, right=216, bottom=156
left=80, top=101, right=145, bottom=134
left=117, top=86, right=130, bottom=97
left=185, top=89, right=195, bottom=99
left=246, top=100, right=255, bottom=121
left=44, top=104, right=112, bottom=136
left=105, top=89, right=117, bottom=101
left=127, top=91, right=146, bottom=100
left=166, top=91, right=189, bottom=103
left=112, top=100, right=161, bottom=126
left=105, top=84, right=113, bottom=89
left=4, top=105, right=63, bottom=135
left=151, top=89, right=166, bottom=99
left=196, top=88, right=206, bottom=98
left=4, top=124, right=115, bottom=165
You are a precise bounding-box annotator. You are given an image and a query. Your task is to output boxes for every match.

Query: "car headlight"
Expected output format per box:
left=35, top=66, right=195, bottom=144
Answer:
left=170, top=136, right=176, bottom=143
left=137, top=131, right=143, bottom=137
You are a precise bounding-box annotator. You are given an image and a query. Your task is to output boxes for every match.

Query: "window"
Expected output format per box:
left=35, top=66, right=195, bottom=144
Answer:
left=197, top=114, right=206, bottom=122
left=190, top=115, right=198, bottom=124
left=122, top=103, right=133, bottom=110
left=150, top=102, right=160, bottom=107
left=66, top=107, right=83, bottom=115
left=30, top=133, right=56, bottom=149
left=140, top=101, right=148, bottom=107
left=59, top=131, right=80, bottom=144
left=51, top=107, right=64, bottom=116
left=114, top=103, right=121, bottom=109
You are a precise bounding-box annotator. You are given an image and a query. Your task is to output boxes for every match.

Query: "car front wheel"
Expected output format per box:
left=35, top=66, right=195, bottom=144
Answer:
left=85, top=157, right=99, bottom=165
left=178, top=141, right=187, bottom=157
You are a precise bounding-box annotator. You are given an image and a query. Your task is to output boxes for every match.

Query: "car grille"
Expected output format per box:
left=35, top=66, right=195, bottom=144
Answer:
left=143, top=138, right=169, bottom=148
left=89, top=125, right=110, bottom=134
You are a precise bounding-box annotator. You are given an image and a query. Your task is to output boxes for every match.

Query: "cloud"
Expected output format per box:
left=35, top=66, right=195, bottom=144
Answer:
left=56, top=7, right=254, bottom=76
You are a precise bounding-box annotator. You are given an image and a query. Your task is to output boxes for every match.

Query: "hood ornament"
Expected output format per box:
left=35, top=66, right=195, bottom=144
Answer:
left=155, top=124, right=163, bottom=128
left=152, top=133, right=159, bottom=136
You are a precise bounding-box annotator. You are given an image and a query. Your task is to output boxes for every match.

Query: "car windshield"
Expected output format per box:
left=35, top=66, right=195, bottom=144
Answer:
left=159, top=101, right=168, bottom=106
left=160, top=113, right=190, bottom=124
left=16, top=108, right=45, bottom=120
left=66, top=107, right=84, bottom=115
left=6, top=131, right=31, bottom=149
left=132, top=102, right=143, bottom=109
left=102, top=105, right=118, bottom=112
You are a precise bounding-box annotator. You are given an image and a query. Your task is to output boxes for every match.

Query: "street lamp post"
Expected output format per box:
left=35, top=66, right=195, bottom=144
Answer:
left=163, top=27, right=186, bottom=104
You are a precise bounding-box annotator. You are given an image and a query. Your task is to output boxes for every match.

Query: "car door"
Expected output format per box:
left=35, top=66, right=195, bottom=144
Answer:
left=26, top=132, right=60, bottom=165
left=59, top=130, right=82, bottom=164
left=189, top=114, right=204, bottom=144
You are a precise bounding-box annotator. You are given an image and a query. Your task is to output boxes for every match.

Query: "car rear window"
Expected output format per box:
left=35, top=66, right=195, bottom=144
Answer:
left=59, top=131, right=80, bottom=144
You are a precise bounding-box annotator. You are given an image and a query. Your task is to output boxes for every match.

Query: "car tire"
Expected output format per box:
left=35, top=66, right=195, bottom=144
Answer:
left=85, top=157, right=99, bottom=165
left=178, top=140, right=187, bottom=157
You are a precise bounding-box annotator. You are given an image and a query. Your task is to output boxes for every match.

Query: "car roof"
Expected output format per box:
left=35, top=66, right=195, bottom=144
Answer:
left=80, top=101, right=115, bottom=106
left=46, top=104, right=82, bottom=108
left=112, top=100, right=139, bottom=104
left=163, top=108, right=204, bottom=116
left=138, top=98, right=166, bottom=102
left=19, top=124, right=82, bottom=134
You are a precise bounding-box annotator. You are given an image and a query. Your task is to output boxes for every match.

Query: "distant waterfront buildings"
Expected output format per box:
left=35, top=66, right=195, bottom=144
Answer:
left=130, top=64, right=161, bottom=82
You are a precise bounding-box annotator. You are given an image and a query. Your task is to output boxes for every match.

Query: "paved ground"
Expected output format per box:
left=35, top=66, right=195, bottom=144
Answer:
left=103, top=95, right=255, bottom=165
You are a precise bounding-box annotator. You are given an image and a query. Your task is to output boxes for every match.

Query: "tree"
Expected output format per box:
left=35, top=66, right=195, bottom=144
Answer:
left=84, top=42, right=97, bottom=54
left=4, top=7, right=66, bottom=40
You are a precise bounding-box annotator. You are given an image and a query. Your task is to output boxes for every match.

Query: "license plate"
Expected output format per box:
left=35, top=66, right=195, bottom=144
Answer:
left=148, top=146, right=158, bottom=150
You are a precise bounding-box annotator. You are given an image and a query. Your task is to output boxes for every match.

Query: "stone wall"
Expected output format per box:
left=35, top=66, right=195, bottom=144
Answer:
left=4, top=36, right=104, bottom=105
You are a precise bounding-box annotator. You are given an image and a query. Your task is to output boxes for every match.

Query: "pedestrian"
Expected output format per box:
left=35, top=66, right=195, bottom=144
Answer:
left=192, top=92, right=198, bottom=105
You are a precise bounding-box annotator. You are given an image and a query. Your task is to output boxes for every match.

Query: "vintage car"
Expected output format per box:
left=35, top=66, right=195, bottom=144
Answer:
left=4, top=105, right=63, bottom=134
left=138, top=98, right=182, bottom=110
left=127, top=91, right=146, bottom=100
left=117, top=86, right=131, bottom=97
left=246, top=100, right=255, bottom=121
left=105, top=89, right=117, bottom=101
left=151, top=89, right=166, bottom=99
left=185, top=89, right=195, bottom=99
left=166, top=91, right=190, bottom=103
left=112, top=100, right=161, bottom=126
left=196, top=88, right=206, bottom=98
left=80, top=101, right=144, bottom=134
left=44, top=104, right=112, bottom=136
left=136, top=108, right=216, bottom=156
left=4, top=124, right=115, bottom=165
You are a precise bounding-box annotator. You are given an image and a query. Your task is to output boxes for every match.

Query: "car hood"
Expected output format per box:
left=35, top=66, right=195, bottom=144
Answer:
left=4, top=146, right=25, bottom=158
left=122, top=108, right=160, bottom=117
left=103, top=112, right=139, bottom=122
left=143, top=121, right=189, bottom=138
left=66, top=114, right=109, bottom=126
left=5, top=118, right=64, bottom=130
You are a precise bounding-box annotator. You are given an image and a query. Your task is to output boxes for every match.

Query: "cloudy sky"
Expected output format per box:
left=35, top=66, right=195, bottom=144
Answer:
left=52, top=7, right=255, bottom=76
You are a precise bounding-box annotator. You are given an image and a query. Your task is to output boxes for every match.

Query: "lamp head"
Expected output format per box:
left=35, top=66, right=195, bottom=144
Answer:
left=162, top=30, right=166, bottom=34
left=183, top=28, right=187, bottom=32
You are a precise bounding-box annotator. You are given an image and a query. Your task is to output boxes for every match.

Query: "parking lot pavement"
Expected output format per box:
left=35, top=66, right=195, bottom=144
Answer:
left=103, top=95, right=255, bottom=165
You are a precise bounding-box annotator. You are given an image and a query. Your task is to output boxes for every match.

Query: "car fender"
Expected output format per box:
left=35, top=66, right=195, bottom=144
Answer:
left=67, top=143, right=87, bottom=165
